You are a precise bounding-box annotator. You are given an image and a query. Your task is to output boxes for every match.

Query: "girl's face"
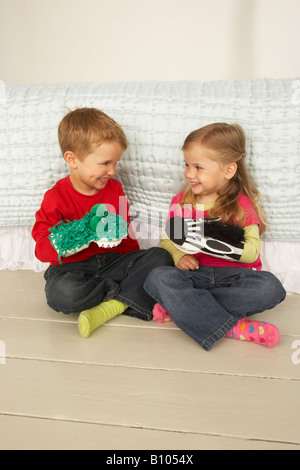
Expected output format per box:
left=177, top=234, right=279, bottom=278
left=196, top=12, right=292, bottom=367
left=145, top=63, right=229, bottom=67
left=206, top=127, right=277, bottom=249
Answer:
left=184, top=143, right=235, bottom=204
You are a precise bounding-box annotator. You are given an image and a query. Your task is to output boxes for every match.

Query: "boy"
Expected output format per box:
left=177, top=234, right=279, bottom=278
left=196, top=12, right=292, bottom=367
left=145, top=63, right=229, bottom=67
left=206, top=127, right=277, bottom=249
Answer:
left=32, top=108, right=173, bottom=337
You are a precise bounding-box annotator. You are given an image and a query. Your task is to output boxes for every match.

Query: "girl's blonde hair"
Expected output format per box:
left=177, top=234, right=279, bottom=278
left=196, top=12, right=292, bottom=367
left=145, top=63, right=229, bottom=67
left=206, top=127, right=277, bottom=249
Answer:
left=181, top=123, right=267, bottom=234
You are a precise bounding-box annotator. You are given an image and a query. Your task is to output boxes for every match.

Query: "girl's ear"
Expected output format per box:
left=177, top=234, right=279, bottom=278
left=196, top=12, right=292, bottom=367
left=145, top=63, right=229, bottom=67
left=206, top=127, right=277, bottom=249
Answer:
left=225, top=162, right=237, bottom=180
left=64, top=151, right=78, bottom=169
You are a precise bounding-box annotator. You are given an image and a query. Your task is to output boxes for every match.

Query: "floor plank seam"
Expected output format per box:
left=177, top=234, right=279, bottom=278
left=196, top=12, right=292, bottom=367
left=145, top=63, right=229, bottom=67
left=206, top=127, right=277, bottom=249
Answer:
left=1, top=316, right=299, bottom=335
left=0, top=289, right=44, bottom=293
left=0, top=411, right=299, bottom=447
left=0, top=316, right=180, bottom=329
left=3, top=356, right=300, bottom=381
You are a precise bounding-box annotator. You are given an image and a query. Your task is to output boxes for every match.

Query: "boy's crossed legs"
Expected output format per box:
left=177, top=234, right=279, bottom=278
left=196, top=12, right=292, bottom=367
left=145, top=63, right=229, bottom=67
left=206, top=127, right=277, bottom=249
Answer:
left=44, top=247, right=173, bottom=337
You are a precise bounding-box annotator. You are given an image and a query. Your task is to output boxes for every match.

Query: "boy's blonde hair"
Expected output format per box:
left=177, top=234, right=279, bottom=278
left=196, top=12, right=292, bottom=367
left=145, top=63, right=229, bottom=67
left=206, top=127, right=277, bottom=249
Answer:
left=181, top=123, right=267, bottom=234
left=58, top=107, right=128, bottom=159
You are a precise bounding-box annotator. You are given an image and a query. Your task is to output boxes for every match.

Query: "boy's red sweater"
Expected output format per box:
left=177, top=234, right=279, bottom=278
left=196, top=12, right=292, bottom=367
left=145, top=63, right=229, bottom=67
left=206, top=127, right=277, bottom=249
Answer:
left=32, top=176, right=139, bottom=266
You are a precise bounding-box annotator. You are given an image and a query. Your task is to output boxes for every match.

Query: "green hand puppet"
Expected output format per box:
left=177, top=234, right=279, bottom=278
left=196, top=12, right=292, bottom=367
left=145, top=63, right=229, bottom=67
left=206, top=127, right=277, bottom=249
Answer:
left=48, top=204, right=128, bottom=264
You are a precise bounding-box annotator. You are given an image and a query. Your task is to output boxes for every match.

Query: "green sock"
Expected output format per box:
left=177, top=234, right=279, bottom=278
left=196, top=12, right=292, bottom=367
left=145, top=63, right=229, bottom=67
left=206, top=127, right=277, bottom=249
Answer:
left=78, top=299, right=127, bottom=338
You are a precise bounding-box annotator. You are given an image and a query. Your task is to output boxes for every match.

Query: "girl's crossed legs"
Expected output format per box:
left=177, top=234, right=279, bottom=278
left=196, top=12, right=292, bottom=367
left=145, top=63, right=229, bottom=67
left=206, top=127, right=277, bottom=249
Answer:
left=144, top=266, right=286, bottom=351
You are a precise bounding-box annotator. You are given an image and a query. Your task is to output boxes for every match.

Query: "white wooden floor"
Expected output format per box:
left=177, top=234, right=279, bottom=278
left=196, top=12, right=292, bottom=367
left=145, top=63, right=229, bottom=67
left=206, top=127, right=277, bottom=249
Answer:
left=0, top=269, right=299, bottom=450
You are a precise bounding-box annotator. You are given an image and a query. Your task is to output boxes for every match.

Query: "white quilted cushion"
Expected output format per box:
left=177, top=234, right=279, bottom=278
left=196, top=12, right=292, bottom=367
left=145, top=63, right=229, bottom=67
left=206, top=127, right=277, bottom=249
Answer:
left=0, top=79, right=299, bottom=241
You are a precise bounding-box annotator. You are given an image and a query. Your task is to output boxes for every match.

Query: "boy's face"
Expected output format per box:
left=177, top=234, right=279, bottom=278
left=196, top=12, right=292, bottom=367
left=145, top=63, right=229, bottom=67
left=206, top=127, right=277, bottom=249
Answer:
left=66, top=141, right=125, bottom=195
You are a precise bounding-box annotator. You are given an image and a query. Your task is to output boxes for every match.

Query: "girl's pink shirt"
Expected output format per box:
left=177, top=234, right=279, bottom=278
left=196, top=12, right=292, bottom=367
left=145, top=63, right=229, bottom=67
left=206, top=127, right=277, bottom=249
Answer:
left=166, top=191, right=262, bottom=270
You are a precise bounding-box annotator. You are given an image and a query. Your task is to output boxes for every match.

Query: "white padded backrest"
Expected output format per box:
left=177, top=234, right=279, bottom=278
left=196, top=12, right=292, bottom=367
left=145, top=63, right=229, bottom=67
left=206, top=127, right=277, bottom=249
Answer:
left=0, top=79, right=299, bottom=241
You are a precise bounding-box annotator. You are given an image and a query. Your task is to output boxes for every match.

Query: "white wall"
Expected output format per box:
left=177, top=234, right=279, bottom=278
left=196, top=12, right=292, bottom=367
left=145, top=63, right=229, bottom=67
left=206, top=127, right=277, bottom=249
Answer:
left=0, top=0, right=300, bottom=84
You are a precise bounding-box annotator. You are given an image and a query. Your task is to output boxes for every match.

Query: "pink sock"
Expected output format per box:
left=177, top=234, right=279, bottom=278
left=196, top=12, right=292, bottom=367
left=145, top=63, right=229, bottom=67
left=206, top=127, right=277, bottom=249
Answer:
left=226, top=317, right=280, bottom=348
left=152, top=303, right=173, bottom=323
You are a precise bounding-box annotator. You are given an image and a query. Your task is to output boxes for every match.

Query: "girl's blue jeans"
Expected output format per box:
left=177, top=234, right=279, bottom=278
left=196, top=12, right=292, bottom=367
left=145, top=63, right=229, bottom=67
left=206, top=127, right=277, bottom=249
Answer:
left=44, top=247, right=173, bottom=320
left=144, top=265, right=286, bottom=350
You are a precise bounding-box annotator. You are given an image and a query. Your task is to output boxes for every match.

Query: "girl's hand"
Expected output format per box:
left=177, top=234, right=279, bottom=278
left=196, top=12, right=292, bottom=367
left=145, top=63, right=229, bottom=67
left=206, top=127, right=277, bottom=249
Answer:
left=176, top=255, right=199, bottom=271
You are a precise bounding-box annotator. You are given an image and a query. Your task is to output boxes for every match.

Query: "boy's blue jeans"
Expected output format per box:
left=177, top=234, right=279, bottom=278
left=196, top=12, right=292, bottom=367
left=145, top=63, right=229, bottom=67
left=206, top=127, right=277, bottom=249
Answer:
left=44, top=247, right=173, bottom=320
left=144, top=265, right=286, bottom=350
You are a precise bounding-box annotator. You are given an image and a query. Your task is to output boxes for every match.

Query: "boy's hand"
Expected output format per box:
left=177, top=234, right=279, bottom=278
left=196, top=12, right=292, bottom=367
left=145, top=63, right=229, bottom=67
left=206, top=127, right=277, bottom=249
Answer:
left=176, top=255, right=199, bottom=271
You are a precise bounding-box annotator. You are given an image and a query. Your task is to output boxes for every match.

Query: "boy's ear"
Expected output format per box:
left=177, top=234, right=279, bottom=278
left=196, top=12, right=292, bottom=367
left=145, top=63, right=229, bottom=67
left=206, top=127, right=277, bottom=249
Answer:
left=64, top=151, right=77, bottom=169
left=225, top=162, right=237, bottom=180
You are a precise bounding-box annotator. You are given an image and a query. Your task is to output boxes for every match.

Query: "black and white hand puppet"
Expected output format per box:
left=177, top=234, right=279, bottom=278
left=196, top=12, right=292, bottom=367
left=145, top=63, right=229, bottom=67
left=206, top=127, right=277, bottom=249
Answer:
left=165, top=216, right=245, bottom=261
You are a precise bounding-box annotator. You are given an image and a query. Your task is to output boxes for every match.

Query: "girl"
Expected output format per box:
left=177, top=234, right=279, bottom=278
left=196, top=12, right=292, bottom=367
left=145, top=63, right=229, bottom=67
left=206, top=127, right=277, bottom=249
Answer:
left=144, top=123, right=286, bottom=351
